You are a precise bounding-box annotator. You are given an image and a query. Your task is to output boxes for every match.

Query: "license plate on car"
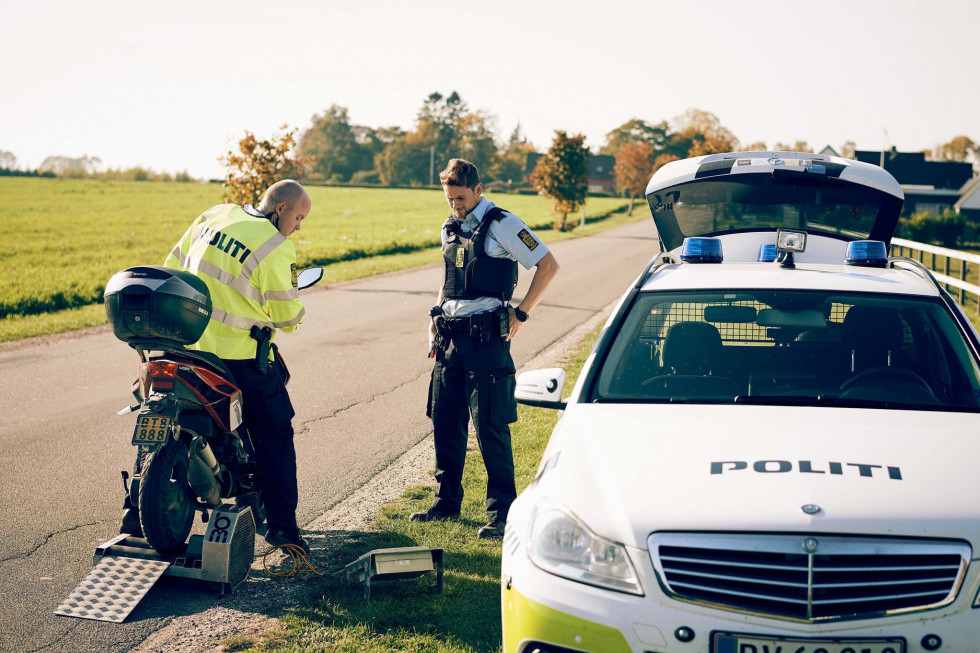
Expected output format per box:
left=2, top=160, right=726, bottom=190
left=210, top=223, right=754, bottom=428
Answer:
left=714, top=632, right=905, bottom=653
left=132, top=414, right=171, bottom=445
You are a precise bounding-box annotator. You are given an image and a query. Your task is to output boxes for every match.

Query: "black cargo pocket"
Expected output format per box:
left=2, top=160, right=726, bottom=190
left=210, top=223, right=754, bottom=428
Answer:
left=488, top=368, right=518, bottom=425
left=425, top=366, right=436, bottom=419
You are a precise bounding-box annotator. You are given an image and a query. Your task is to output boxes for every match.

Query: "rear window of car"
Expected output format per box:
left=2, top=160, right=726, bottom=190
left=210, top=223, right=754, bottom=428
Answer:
left=592, top=289, right=980, bottom=411
left=647, top=174, right=902, bottom=251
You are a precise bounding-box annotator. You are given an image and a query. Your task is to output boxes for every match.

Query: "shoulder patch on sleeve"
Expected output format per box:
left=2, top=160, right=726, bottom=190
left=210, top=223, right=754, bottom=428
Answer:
left=517, top=228, right=539, bottom=251
left=291, top=263, right=298, bottom=288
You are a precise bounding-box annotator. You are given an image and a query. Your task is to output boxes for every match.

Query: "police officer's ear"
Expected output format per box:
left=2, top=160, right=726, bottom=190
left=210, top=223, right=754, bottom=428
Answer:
left=269, top=202, right=288, bottom=228
left=474, top=183, right=483, bottom=198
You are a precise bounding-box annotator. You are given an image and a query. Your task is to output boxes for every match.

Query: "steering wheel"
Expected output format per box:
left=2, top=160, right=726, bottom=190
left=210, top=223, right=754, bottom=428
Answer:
left=839, top=366, right=933, bottom=394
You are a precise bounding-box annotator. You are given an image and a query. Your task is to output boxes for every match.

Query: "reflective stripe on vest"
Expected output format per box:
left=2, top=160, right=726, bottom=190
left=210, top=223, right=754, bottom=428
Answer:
left=169, top=230, right=289, bottom=303
left=166, top=204, right=303, bottom=359
left=210, top=305, right=306, bottom=331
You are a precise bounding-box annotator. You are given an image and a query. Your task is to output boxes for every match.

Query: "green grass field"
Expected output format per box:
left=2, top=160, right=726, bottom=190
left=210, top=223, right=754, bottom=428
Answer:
left=0, top=178, right=635, bottom=341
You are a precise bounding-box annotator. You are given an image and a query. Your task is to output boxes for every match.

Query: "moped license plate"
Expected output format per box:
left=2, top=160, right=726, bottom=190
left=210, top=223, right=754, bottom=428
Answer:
left=714, top=632, right=905, bottom=653
left=132, top=414, right=172, bottom=445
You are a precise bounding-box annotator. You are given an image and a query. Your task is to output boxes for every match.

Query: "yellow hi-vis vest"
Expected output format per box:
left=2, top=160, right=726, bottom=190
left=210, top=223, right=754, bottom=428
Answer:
left=164, top=204, right=305, bottom=360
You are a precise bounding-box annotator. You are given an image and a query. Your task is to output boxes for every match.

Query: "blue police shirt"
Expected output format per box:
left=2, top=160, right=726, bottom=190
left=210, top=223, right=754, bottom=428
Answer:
left=441, top=196, right=549, bottom=318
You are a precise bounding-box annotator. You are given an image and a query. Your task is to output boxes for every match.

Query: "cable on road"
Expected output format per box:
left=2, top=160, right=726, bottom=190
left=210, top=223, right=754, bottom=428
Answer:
left=262, top=544, right=323, bottom=578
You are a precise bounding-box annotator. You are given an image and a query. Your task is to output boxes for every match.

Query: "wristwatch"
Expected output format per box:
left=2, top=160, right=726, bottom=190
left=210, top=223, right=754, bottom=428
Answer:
left=513, top=306, right=529, bottom=322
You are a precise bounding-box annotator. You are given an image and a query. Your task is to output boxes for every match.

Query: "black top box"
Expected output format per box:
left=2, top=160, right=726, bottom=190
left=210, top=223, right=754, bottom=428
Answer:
left=104, top=266, right=212, bottom=345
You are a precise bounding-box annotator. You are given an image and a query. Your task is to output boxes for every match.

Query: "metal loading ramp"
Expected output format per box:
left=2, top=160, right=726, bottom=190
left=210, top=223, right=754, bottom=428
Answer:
left=54, top=555, right=170, bottom=623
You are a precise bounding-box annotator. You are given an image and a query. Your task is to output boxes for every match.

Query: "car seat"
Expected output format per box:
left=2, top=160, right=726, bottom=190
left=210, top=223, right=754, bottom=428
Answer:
left=642, top=322, right=736, bottom=398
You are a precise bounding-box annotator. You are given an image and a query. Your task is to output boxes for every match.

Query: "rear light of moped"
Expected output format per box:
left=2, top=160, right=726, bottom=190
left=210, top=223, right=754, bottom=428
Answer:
left=139, top=361, right=179, bottom=394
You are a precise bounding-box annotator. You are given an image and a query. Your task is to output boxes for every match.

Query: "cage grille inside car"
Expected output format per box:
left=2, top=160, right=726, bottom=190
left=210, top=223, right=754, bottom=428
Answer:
left=649, top=533, right=968, bottom=622
left=640, top=300, right=854, bottom=343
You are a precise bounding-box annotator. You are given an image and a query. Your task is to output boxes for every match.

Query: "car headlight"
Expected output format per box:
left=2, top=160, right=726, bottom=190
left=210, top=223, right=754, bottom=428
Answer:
left=527, top=499, right=642, bottom=595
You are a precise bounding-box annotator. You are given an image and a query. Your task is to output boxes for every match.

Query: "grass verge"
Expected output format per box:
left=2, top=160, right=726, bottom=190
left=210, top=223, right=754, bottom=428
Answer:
left=231, top=327, right=602, bottom=652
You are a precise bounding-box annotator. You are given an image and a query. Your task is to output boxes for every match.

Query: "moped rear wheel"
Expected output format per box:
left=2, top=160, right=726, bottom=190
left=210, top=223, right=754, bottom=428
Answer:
left=139, top=441, right=196, bottom=553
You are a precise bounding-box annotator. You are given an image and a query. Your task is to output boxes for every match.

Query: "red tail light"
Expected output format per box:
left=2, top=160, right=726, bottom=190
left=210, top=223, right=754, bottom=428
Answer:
left=140, top=361, right=179, bottom=395
left=147, top=362, right=178, bottom=379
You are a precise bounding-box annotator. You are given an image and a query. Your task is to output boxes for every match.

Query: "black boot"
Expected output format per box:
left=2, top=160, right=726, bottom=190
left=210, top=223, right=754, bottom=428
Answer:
left=120, top=507, right=143, bottom=537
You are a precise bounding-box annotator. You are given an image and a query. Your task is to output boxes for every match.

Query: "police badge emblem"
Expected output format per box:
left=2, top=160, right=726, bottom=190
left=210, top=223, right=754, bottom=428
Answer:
left=291, top=263, right=298, bottom=287
left=517, top=229, right=538, bottom=251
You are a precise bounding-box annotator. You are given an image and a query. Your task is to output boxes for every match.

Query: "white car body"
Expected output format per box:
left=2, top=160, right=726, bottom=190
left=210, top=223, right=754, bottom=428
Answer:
left=502, top=152, right=980, bottom=653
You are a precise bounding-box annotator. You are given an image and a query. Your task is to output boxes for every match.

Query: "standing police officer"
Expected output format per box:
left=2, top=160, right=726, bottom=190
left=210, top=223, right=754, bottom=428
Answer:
left=160, top=179, right=313, bottom=553
left=412, top=159, right=560, bottom=538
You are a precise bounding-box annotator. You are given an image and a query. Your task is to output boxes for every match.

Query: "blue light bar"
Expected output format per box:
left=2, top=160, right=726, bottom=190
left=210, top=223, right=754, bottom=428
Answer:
left=845, top=240, right=888, bottom=267
left=680, top=237, right=723, bottom=263
left=758, top=244, right=777, bottom=262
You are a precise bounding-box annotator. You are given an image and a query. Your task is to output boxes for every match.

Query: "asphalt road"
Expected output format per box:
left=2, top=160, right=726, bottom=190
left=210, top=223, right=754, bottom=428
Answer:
left=0, top=217, right=658, bottom=652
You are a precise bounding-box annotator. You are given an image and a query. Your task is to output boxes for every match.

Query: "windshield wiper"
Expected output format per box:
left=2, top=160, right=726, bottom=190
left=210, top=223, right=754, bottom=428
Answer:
left=735, top=394, right=952, bottom=411
left=592, top=397, right=731, bottom=404
left=735, top=394, right=834, bottom=406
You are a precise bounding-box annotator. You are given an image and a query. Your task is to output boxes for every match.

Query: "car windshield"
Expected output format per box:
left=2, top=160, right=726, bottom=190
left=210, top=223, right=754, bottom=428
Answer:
left=592, top=290, right=980, bottom=411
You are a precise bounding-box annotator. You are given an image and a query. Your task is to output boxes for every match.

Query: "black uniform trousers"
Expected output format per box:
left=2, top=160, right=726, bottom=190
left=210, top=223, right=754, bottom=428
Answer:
left=225, top=357, right=299, bottom=536
left=427, top=316, right=519, bottom=523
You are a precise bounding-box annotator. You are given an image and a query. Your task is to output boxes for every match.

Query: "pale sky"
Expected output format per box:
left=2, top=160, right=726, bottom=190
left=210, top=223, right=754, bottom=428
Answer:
left=2, top=0, right=977, bottom=180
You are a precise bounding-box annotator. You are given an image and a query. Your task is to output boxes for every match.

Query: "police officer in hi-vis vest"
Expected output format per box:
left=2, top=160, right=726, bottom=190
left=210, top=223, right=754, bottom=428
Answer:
left=128, top=179, right=312, bottom=553
left=413, top=158, right=560, bottom=538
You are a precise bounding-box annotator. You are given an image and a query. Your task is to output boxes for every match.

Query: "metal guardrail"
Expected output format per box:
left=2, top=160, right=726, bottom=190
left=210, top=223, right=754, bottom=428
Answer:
left=890, top=238, right=980, bottom=312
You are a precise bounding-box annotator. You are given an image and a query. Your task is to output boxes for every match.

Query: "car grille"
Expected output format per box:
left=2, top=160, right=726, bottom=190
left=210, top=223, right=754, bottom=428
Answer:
left=649, top=533, right=969, bottom=622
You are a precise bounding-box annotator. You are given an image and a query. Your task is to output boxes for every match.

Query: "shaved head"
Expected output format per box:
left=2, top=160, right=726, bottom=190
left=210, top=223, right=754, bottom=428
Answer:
left=258, top=179, right=309, bottom=213
left=257, top=179, right=312, bottom=237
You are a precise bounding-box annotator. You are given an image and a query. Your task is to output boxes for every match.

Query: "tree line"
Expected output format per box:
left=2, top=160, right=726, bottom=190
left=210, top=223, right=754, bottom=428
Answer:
left=4, top=88, right=977, bottom=219
left=291, top=94, right=752, bottom=188
left=215, top=93, right=979, bottom=231
left=0, top=151, right=195, bottom=182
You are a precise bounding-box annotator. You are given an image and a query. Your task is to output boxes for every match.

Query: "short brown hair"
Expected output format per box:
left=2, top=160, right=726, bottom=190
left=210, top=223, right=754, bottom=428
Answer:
left=439, top=158, right=481, bottom=189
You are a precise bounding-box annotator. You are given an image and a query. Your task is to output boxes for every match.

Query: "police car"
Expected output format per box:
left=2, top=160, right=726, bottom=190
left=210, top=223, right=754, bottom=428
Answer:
left=502, top=152, right=980, bottom=653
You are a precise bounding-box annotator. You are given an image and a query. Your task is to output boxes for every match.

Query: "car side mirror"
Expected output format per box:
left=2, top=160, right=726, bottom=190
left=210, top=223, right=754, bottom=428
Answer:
left=297, top=267, right=324, bottom=290
left=515, top=368, right=567, bottom=410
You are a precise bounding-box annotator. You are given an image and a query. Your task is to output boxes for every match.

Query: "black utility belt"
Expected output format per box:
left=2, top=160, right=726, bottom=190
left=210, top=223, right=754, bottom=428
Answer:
left=437, top=308, right=508, bottom=342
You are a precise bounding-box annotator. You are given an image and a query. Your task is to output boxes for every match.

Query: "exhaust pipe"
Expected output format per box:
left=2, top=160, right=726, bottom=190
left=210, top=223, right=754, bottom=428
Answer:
left=186, top=436, right=222, bottom=507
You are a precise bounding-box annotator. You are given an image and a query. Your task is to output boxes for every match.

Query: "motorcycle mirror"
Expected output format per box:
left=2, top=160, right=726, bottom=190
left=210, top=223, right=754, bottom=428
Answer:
left=297, top=267, right=324, bottom=290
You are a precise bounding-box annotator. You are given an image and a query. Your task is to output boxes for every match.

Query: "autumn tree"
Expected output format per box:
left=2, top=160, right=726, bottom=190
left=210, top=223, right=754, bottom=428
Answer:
left=375, top=91, right=503, bottom=186
left=933, top=135, right=979, bottom=171
left=671, top=109, right=739, bottom=157
left=220, top=125, right=315, bottom=204
left=934, top=136, right=975, bottom=161
left=600, top=119, right=670, bottom=156
left=374, top=132, right=431, bottom=186
left=456, top=110, right=500, bottom=176
left=489, top=124, right=536, bottom=186
left=298, top=104, right=373, bottom=182
left=840, top=140, right=856, bottom=159
left=614, top=142, right=654, bottom=215
left=417, top=91, right=468, bottom=164
left=531, top=131, right=589, bottom=231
